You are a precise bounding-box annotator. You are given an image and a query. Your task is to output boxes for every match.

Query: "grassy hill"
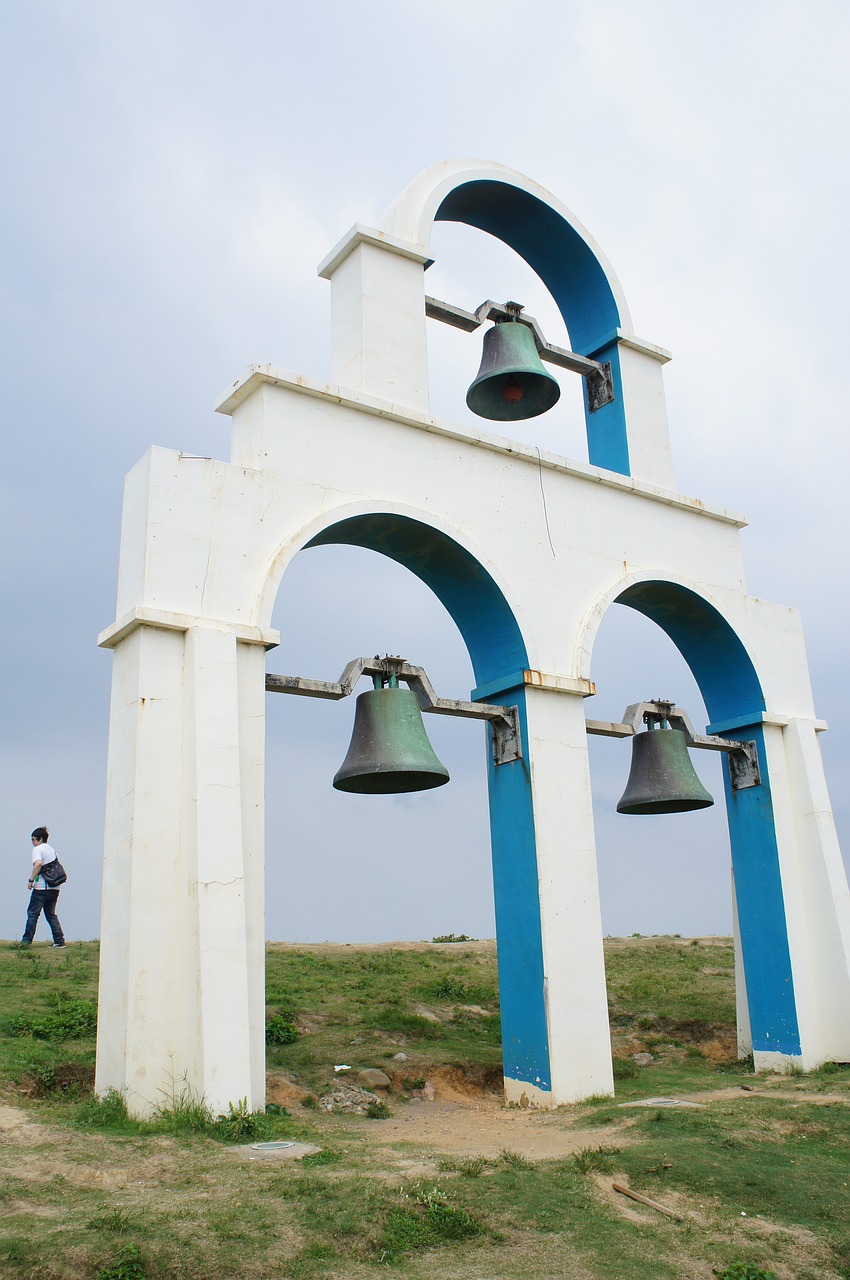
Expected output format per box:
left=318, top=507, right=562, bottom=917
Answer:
left=0, top=937, right=847, bottom=1280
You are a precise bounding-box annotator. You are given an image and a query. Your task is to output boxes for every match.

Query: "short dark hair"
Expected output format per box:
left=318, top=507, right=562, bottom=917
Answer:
left=31, top=827, right=49, bottom=844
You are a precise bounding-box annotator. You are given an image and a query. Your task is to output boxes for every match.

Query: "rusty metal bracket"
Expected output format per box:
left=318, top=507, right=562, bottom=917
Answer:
left=585, top=700, right=761, bottom=792
left=425, top=295, right=615, bottom=412
left=266, top=655, right=522, bottom=767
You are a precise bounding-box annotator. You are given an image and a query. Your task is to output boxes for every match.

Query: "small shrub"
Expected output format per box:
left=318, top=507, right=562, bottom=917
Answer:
left=366, top=1100, right=391, bottom=1119
left=403, top=1076, right=427, bottom=1091
left=612, top=1056, right=639, bottom=1080
left=428, top=976, right=470, bottom=1001
left=75, top=1089, right=132, bottom=1130
left=301, top=1094, right=318, bottom=1110
left=265, top=1102, right=289, bottom=1116
left=266, top=1013, right=298, bottom=1045
left=98, top=1243, right=147, bottom=1280
left=572, top=1144, right=621, bottom=1173
left=212, top=1098, right=269, bottom=1142
left=431, top=934, right=475, bottom=943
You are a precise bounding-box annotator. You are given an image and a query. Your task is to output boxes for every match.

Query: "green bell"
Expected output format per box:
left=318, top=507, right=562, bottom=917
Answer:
left=466, top=319, right=561, bottom=422
left=616, top=725, right=714, bottom=815
left=333, top=677, right=450, bottom=794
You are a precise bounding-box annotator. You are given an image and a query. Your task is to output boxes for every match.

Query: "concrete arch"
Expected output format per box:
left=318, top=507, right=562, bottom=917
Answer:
left=255, top=502, right=530, bottom=689
left=577, top=571, right=765, bottom=723
left=380, top=158, right=632, bottom=355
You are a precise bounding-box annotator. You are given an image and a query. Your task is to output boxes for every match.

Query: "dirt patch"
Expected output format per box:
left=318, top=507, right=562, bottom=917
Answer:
left=266, top=1072, right=312, bottom=1108
left=358, top=1094, right=628, bottom=1161
left=386, top=1062, right=503, bottom=1102
left=19, top=1061, right=95, bottom=1098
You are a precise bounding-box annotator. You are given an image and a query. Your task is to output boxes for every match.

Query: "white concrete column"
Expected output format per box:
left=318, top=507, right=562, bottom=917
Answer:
left=96, top=623, right=196, bottom=1112
left=184, top=625, right=260, bottom=1114
left=319, top=229, right=431, bottom=410
left=764, top=719, right=850, bottom=1065
left=617, top=340, right=676, bottom=490
left=237, top=639, right=268, bottom=1105
left=525, top=684, right=615, bottom=1102
left=96, top=620, right=266, bottom=1117
left=731, top=871, right=753, bottom=1058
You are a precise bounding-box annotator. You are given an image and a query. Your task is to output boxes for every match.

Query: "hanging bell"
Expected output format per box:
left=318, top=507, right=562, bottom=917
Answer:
left=333, top=676, right=450, bottom=794
left=466, top=318, right=561, bottom=422
left=616, top=725, right=714, bottom=815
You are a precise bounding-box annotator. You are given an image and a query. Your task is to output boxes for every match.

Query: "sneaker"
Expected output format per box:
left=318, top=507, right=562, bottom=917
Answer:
left=51, top=943, right=66, bottom=949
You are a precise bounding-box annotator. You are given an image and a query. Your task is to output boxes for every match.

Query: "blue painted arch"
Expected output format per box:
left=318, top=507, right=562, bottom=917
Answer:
left=611, top=581, right=801, bottom=1056
left=307, top=512, right=526, bottom=687
left=305, top=511, right=552, bottom=1089
left=434, top=179, right=631, bottom=475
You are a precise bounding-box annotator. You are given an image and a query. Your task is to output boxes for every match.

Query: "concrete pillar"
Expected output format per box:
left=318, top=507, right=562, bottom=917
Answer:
left=319, top=228, right=431, bottom=411
left=526, top=684, right=614, bottom=1102
left=96, top=620, right=266, bottom=1117
left=486, top=677, right=613, bottom=1107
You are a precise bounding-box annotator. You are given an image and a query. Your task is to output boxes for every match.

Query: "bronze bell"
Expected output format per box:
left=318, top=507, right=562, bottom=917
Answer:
left=466, top=318, right=560, bottom=422
left=617, top=724, right=714, bottom=815
left=333, top=675, right=450, bottom=795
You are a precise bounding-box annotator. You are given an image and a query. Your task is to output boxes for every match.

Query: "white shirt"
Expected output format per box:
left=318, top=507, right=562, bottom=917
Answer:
left=32, top=842, right=57, bottom=890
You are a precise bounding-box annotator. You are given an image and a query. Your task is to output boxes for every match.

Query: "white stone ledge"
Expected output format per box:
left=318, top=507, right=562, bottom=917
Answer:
left=98, top=606, right=281, bottom=650
left=215, top=365, right=747, bottom=528
left=316, top=223, right=431, bottom=279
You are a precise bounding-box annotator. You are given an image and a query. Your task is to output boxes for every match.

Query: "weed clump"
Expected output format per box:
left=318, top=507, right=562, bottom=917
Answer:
left=498, top=1147, right=534, bottom=1170
left=265, top=1013, right=298, bottom=1045
left=75, top=1088, right=135, bottom=1131
left=437, top=1156, right=487, bottom=1177
left=572, top=1144, right=621, bottom=1174
left=97, top=1243, right=147, bottom=1279
left=612, top=1056, right=639, bottom=1080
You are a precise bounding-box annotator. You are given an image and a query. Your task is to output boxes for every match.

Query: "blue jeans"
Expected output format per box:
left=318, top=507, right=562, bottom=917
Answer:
left=22, top=889, right=64, bottom=945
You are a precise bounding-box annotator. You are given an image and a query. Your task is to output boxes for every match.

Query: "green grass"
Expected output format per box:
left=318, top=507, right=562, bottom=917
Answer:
left=1, top=937, right=849, bottom=1279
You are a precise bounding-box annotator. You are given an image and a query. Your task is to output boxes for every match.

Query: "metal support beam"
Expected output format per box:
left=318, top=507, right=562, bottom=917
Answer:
left=425, top=295, right=615, bottom=412
left=266, top=655, right=522, bottom=766
left=586, top=700, right=761, bottom=792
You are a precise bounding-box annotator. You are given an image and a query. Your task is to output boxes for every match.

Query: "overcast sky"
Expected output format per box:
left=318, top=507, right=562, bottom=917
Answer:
left=2, top=0, right=848, bottom=945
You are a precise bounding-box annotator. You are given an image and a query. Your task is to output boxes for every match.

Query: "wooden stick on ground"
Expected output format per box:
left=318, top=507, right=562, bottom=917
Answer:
left=611, top=1182, right=683, bottom=1221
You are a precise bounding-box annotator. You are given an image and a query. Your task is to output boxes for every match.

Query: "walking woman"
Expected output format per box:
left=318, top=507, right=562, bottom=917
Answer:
left=21, top=826, right=65, bottom=948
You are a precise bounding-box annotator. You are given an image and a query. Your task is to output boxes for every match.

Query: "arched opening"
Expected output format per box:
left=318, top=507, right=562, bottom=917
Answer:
left=263, top=511, right=553, bottom=1092
left=586, top=581, right=801, bottom=1058
left=414, top=169, right=632, bottom=474
left=424, top=221, right=590, bottom=463
left=587, top=603, right=730, bottom=937
left=264, top=542, right=491, bottom=943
